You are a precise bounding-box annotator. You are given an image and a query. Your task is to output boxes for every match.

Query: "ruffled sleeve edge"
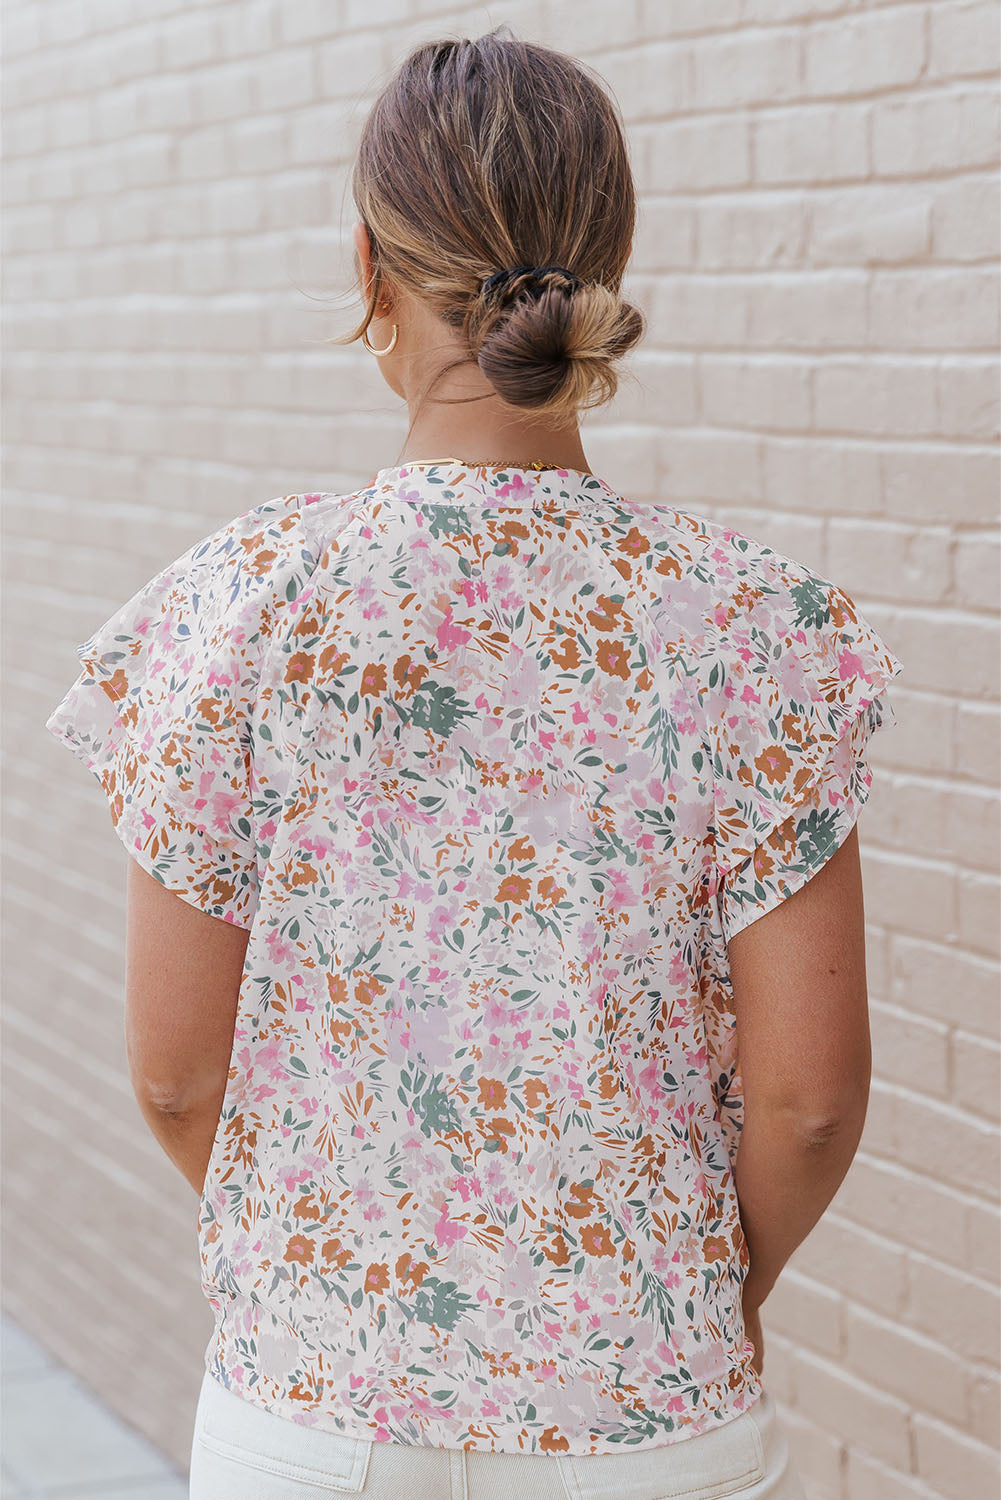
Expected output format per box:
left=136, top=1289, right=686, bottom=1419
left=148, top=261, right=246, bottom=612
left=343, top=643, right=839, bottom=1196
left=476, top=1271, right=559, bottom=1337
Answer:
left=709, top=631, right=904, bottom=879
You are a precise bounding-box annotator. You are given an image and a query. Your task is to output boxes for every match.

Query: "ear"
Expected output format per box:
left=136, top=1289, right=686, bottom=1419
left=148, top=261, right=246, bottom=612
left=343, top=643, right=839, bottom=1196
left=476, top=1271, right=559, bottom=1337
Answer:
left=352, top=219, right=375, bottom=305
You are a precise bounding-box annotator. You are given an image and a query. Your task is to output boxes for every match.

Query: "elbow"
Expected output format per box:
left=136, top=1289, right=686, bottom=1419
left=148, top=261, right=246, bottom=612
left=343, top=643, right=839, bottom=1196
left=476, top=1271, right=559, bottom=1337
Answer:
left=132, top=1070, right=226, bottom=1116
left=791, top=1109, right=865, bottom=1149
left=134, top=1078, right=193, bottom=1115
left=759, top=1072, right=871, bottom=1148
left=757, top=1037, right=872, bottom=1144
left=127, top=1033, right=231, bottom=1116
left=785, top=1086, right=870, bottom=1148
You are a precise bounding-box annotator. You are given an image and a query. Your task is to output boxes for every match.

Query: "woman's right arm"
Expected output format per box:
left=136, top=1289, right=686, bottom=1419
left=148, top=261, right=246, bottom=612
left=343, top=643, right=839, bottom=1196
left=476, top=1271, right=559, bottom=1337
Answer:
left=729, top=821, right=873, bottom=1313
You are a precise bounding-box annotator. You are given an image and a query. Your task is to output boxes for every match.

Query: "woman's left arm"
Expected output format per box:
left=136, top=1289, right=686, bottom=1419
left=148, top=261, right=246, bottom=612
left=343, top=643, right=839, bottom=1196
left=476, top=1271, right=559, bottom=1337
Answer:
left=125, top=858, right=249, bottom=1196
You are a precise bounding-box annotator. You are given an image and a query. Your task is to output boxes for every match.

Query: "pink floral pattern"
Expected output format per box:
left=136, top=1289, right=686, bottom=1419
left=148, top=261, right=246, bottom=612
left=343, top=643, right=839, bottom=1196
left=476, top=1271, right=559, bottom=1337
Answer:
left=45, top=460, right=902, bottom=1455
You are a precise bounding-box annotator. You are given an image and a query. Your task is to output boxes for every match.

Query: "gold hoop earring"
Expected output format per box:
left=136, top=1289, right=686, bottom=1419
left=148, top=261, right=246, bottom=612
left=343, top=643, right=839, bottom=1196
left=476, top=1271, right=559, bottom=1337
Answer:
left=362, top=321, right=399, bottom=356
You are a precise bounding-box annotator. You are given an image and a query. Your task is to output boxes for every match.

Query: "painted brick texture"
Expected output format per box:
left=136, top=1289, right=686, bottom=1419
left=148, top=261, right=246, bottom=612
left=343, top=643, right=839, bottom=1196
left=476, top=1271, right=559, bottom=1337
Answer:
left=4, top=0, right=999, bottom=1489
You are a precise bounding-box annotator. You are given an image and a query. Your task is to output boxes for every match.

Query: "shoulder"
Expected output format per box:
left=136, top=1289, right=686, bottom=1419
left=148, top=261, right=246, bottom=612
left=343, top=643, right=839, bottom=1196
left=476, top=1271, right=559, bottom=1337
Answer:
left=684, top=515, right=899, bottom=715
left=185, top=486, right=370, bottom=582
left=179, top=492, right=313, bottom=617
left=73, top=493, right=329, bottom=698
left=157, top=484, right=379, bottom=669
left=630, top=500, right=902, bottom=810
left=142, top=491, right=361, bottom=645
left=633, top=504, right=887, bottom=676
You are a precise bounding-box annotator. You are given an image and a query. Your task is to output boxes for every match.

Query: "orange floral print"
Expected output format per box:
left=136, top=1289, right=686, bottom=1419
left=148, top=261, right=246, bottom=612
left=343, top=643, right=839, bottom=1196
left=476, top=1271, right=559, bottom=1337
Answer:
left=581, top=1223, right=616, bottom=1257
left=596, top=638, right=631, bottom=680
left=364, top=1262, right=390, bottom=1293
left=754, top=742, right=795, bottom=785
left=587, top=594, right=625, bottom=631
left=284, top=1235, right=314, bottom=1266
left=495, top=873, right=531, bottom=904
left=360, top=662, right=387, bottom=696
left=548, top=636, right=580, bottom=670
left=478, top=1078, right=507, bottom=1109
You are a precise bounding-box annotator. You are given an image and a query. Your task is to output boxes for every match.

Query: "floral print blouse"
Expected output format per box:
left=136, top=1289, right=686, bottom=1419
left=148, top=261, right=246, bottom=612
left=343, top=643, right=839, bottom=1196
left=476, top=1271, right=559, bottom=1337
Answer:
left=45, top=460, right=903, bottom=1456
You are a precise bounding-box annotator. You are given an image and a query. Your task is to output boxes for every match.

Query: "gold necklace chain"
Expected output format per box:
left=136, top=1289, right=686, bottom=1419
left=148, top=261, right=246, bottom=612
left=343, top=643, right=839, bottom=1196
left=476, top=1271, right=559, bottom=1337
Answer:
left=395, top=456, right=587, bottom=473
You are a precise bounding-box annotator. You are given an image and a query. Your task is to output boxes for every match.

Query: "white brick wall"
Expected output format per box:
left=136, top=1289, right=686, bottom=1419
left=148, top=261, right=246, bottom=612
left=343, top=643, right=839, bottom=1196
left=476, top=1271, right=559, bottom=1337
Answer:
left=5, top=0, right=999, bottom=1489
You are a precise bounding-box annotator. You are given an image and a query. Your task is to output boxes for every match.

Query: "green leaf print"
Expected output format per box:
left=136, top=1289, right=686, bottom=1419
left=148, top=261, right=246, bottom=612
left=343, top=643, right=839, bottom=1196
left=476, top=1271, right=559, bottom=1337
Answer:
left=406, top=1276, right=477, bottom=1332
left=642, top=700, right=682, bottom=781
left=793, top=804, right=849, bottom=864
left=789, top=573, right=831, bottom=632
left=408, top=680, right=476, bottom=736
left=425, top=505, right=471, bottom=539
left=635, top=804, right=676, bottom=851
left=638, top=1266, right=677, bottom=1341
left=397, top=1066, right=463, bottom=1139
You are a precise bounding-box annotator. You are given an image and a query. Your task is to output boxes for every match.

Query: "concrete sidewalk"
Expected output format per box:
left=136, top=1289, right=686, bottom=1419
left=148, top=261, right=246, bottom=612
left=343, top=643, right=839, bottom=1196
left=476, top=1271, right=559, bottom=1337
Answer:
left=1, top=1312, right=187, bottom=1498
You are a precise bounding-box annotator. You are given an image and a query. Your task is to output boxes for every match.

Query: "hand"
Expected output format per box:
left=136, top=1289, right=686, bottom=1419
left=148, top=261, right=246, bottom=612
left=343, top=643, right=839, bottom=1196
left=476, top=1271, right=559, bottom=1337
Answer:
left=742, top=1296, right=765, bottom=1378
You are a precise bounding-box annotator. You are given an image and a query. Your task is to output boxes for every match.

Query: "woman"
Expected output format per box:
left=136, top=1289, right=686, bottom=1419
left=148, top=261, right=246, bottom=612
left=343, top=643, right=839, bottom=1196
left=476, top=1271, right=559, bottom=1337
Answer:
left=46, top=27, right=902, bottom=1500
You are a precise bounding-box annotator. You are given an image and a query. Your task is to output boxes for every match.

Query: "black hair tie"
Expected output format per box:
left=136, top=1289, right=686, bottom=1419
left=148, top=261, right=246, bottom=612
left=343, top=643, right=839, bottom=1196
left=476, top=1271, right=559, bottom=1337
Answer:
left=481, top=264, right=582, bottom=299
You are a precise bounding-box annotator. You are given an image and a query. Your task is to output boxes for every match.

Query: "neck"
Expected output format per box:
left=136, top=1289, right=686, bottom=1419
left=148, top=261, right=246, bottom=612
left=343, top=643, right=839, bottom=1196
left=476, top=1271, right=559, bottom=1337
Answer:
left=394, top=417, right=593, bottom=477
left=386, top=309, right=595, bottom=474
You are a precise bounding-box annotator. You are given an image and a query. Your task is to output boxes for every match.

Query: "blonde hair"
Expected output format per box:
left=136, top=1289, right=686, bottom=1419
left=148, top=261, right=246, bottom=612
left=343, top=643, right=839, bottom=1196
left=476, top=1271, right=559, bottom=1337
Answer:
left=334, top=25, right=645, bottom=431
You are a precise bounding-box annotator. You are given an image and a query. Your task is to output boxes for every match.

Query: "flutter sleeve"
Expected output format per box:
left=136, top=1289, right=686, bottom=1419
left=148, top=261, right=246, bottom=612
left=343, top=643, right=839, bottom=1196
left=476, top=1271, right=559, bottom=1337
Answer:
left=693, top=541, right=904, bottom=945
left=44, top=494, right=312, bottom=930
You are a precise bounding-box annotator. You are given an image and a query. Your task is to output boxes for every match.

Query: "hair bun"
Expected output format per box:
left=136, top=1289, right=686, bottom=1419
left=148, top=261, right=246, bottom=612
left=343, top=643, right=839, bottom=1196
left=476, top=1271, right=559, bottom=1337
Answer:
left=473, top=275, right=644, bottom=428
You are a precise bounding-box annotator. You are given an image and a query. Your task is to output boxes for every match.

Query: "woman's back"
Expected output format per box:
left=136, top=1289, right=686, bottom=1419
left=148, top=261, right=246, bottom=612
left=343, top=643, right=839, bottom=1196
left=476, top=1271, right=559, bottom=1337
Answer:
left=48, top=456, right=901, bottom=1453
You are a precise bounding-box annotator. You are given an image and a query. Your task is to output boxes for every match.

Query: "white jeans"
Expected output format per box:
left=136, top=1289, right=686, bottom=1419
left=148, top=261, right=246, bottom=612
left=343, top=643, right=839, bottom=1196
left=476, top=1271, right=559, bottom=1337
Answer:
left=189, top=1368, right=806, bottom=1500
